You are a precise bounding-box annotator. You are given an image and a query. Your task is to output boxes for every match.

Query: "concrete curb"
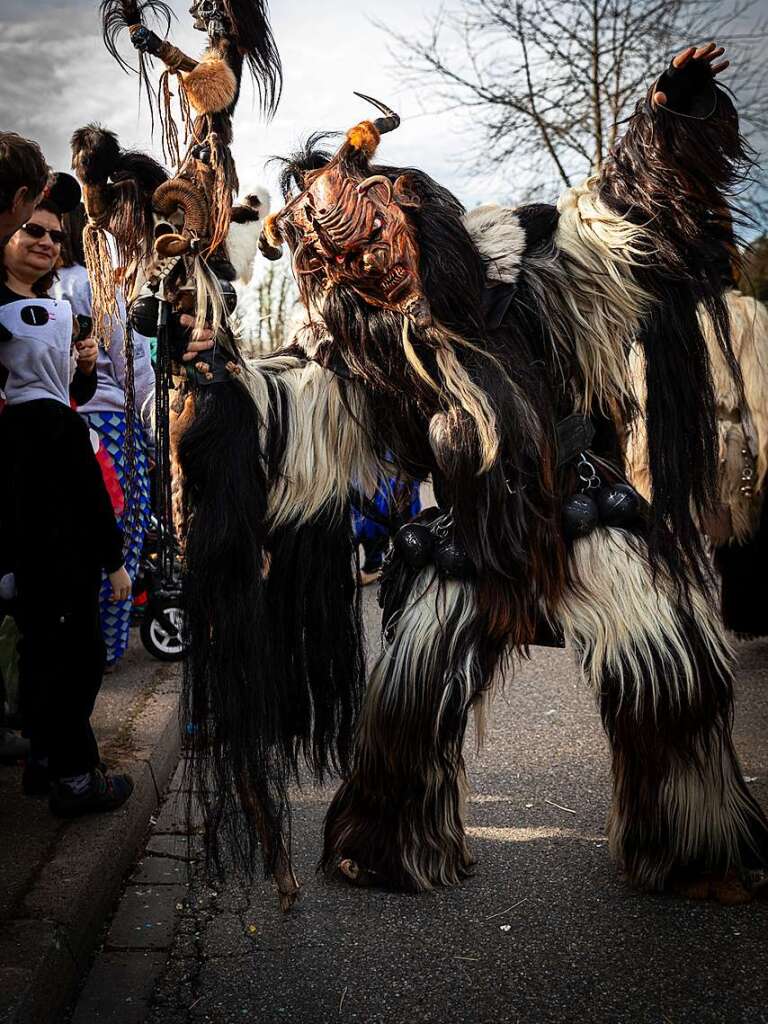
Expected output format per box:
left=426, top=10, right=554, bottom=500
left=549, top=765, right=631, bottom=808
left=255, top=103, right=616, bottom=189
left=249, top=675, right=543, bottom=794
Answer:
left=1, top=666, right=182, bottom=1024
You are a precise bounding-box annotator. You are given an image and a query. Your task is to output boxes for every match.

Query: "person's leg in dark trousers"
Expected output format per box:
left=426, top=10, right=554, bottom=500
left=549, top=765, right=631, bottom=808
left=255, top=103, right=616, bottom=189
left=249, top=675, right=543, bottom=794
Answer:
left=17, top=575, right=133, bottom=814
left=16, top=579, right=104, bottom=779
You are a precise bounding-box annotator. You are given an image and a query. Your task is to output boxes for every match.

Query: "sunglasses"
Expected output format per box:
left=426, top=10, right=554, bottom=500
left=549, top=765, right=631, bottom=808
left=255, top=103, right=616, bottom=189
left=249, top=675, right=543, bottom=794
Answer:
left=21, top=222, right=66, bottom=246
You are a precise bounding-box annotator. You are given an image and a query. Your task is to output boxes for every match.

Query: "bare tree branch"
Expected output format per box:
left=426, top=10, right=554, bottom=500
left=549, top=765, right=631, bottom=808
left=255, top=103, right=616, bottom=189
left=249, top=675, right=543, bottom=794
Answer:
left=378, top=0, right=767, bottom=227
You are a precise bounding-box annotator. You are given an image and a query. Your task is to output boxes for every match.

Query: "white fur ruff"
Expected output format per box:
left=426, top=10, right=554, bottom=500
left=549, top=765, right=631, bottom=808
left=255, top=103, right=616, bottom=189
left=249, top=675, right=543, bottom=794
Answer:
left=240, top=356, right=380, bottom=529
left=226, top=220, right=262, bottom=285
left=226, top=186, right=270, bottom=285
left=463, top=205, right=526, bottom=284
left=550, top=180, right=655, bottom=412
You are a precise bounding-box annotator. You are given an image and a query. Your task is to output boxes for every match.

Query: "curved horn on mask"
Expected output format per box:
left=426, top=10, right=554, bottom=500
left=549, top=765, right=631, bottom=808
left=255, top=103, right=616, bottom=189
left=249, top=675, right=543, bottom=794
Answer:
left=152, top=178, right=209, bottom=236
left=357, top=175, right=393, bottom=202
left=352, top=92, right=400, bottom=135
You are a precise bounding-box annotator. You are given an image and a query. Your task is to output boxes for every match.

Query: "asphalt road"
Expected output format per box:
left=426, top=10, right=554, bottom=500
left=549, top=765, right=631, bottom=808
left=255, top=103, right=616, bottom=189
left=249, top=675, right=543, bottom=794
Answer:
left=143, top=589, right=768, bottom=1024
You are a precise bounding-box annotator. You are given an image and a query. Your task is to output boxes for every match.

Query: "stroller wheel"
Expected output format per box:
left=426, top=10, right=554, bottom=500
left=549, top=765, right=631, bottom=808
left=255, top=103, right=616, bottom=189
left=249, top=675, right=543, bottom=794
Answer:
left=140, top=601, right=186, bottom=662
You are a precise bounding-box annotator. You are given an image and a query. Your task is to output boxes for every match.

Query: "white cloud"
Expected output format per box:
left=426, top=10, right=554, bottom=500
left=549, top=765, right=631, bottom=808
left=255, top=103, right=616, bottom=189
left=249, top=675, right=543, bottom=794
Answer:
left=1, top=1, right=762, bottom=217
left=0, top=0, right=521, bottom=210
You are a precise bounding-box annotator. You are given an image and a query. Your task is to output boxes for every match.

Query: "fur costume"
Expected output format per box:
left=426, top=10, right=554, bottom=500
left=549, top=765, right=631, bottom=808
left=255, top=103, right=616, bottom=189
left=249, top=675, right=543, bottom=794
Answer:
left=89, top=23, right=768, bottom=908
left=627, top=289, right=768, bottom=541
left=627, top=289, right=768, bottom=636
left=174, top=59, right=768, bottom=907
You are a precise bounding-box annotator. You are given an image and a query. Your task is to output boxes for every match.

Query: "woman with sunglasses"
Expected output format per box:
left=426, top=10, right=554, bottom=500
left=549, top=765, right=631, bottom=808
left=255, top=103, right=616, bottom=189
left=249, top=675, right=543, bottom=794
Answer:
left=0, top=205, right=99, bottom=405
left=0, top=200, right=134, bottom=817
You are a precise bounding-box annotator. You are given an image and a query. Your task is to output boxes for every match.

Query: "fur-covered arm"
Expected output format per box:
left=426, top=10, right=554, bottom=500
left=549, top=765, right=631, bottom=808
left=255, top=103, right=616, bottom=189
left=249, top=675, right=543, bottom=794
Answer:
left=588, top=46, right=749, bottom=575
left=598, top=46, right=747, bottom=283
left=455, top=49, right=748, bottom=582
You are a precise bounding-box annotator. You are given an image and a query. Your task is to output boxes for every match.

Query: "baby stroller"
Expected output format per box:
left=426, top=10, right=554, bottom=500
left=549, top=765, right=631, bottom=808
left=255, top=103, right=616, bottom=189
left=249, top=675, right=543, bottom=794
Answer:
left=132, top=515, right=187, bottom=662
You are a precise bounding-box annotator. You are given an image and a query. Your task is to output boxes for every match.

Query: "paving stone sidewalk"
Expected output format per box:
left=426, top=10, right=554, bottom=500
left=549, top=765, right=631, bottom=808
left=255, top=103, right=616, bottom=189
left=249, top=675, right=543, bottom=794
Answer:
left=0, top=635, right=182, bottom=1024
left=66, top=760, right=199, bottom=1024
left=67, top=595, right=768, bottom=1024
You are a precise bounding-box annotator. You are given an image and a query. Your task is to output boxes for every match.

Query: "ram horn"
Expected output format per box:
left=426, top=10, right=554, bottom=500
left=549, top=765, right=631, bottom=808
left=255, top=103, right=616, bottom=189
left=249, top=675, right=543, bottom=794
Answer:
left=152, top=177, right=209, bottom=236
left=352, top=92, right=400, bottom=135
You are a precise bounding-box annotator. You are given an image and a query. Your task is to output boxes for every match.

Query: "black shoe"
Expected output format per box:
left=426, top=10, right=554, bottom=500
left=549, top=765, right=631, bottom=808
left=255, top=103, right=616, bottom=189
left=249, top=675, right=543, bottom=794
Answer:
left=0, top=728, right=30, bottom=764
left=49, top=768, right=134, bottom=818
left=22, top=759, right=50, bottom=797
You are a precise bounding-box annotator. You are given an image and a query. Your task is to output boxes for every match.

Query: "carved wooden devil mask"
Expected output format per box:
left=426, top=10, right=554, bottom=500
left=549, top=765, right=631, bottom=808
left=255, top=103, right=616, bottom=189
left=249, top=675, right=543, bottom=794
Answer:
left=260, top=95, right=432, bottom=328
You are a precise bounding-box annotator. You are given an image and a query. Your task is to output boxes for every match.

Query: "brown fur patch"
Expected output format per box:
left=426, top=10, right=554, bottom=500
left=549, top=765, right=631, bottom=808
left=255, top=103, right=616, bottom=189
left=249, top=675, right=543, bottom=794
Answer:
left=82, top=182, right=113, bottom=225
left=262, top=212, right=283, bottom=247
left=346, top=120, right=380, bottom=157
left=181, top=54, right=237, bottom=115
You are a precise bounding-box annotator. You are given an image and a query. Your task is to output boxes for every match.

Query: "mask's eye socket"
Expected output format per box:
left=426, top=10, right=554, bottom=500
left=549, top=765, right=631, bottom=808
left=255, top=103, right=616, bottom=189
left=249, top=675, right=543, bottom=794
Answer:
left=369, top=217, right=384, bottom=242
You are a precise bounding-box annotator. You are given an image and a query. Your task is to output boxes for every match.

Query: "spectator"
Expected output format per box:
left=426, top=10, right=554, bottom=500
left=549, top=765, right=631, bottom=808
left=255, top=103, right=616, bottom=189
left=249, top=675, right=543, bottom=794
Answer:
left=353, top=472, right=422, bottom=585
left=54, top=204, right=155, bottom=670
left=0, top=132, right=48, bottom=243
left=0, top=200, right=134, bottom=816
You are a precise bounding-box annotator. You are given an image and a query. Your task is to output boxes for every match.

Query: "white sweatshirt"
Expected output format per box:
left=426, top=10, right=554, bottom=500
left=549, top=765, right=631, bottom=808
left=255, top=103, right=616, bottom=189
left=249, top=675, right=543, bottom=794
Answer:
left=0, top=290, right=75, bottom=407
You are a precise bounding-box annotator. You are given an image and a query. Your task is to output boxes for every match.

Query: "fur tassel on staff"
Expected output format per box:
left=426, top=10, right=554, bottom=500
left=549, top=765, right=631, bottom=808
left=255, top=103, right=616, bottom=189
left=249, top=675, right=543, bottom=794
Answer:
left=100, top=0, right=281, bottom=115
left=203, top=0, right=283, bottom=116
left=99, top=0, right=282, bottom=262
left=69, top=123, right=169, bottom=581
left=70, top=124, right=168, bottom=316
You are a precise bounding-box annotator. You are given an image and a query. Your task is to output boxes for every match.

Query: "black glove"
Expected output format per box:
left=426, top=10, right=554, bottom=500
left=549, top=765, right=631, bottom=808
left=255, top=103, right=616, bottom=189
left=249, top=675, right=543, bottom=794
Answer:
left=653, top=59, right=717, bottom=118
left=130, top=25, right=164, bottom=57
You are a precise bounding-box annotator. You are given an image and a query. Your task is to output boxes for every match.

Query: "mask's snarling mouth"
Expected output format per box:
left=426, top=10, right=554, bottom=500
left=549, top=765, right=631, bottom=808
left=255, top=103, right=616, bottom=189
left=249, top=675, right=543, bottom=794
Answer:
left=381, top=264, right=408, bottom=295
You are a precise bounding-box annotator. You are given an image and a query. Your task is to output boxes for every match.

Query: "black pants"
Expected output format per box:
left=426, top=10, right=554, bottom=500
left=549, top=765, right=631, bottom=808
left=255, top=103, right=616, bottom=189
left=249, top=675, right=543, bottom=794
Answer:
left=15, top=577, right=105, bottom=778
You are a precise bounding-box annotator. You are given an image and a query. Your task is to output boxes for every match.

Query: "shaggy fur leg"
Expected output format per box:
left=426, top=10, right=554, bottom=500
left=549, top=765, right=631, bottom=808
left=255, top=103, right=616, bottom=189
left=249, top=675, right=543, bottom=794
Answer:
left=322, top=568, right=496, bottom=891
left=556, top=529, right=768, bottom=894
left=179, top=368, right=366, bottom=905
left=178, top=380, right=289, bottom=888
left=237, top=773, right=300, bottom=912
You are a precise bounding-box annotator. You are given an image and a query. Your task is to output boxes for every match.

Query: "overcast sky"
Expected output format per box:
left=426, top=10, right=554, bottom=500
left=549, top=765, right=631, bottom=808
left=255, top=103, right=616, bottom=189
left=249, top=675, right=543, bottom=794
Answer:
left=0, top=0, right=507, bottom=209
left=0, top=1, right=764, bottom=216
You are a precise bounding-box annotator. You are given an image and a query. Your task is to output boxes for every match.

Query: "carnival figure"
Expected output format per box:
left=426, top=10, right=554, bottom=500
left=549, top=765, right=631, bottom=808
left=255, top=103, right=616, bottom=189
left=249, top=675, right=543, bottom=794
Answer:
left=79, top=10, right=768, bottom=911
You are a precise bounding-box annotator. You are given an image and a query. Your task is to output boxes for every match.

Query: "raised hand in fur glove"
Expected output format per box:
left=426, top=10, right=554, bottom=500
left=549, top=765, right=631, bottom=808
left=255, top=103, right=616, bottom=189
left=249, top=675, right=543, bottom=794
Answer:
left=652, top=42, right=730, bottom=115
